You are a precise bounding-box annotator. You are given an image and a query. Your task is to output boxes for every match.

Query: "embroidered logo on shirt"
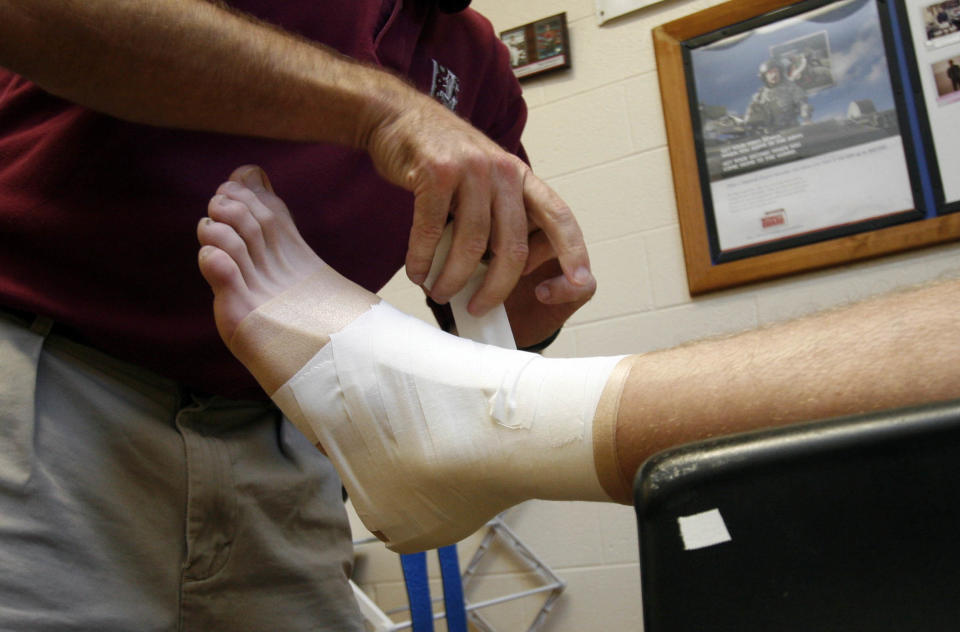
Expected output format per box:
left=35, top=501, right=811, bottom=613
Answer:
left=430, top=60, right=461, bottom=112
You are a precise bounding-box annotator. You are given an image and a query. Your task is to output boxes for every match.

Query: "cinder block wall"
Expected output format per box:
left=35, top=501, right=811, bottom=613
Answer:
left=353, top=0, right=960, bottom=629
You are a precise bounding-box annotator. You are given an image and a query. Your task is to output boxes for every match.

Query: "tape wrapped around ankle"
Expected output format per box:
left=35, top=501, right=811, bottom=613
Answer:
left=272, top=302, right=624, bottom=552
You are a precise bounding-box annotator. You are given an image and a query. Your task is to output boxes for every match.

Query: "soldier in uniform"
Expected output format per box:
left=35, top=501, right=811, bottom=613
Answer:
left=745, top=57, right=813, bottom=132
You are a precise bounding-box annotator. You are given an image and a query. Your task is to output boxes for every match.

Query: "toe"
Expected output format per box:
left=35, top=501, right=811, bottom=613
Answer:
left=228, top=166, right=291, bottom=220
left=208, top=191, right=269, bottom=266
left=220, top=169, right=321, bottom=276
left=198, top=244, right=247, bottom=299
left=198, top=245, right=259, bottom=342
left=197, top=215, right=261, bottom=290
left=230, top=164, right=275, bottom=194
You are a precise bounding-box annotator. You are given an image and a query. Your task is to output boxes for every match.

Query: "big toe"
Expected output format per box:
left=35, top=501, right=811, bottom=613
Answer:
left=219, top=165, right=322, bottom=275
left=230, top=164, right=274, bottom=193
left=227, top=164, right=290, bottom=219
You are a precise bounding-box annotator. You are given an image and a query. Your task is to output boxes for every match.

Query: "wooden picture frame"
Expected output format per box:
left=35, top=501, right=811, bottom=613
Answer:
left=654, top=0, right=960, bottom=295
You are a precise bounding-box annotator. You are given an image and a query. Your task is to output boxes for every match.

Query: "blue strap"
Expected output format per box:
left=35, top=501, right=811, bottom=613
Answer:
left=400, top=552, right=434, bottom=632
left=437, top=545, right=468, bottom=632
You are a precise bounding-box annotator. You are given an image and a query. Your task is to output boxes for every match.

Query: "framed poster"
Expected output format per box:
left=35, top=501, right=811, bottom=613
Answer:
left=500, top=13, right=572, bottom=80
left=654, top=0, right=960, bottom=294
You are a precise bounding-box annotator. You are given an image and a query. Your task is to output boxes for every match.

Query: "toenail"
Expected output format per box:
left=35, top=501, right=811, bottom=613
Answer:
left=241, top=171, right=264, bottom=190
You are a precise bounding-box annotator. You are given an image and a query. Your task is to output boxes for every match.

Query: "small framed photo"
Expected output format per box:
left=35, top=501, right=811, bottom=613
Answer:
left=920, top=0, right=960, bottom=49
left=500, top=13, right=571, bottom=80
left=898, top=0, right=960, bottom=214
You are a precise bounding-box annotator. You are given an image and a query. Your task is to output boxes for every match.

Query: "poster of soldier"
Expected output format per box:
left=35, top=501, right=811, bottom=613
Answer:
left=688, top=0, right=914, bottom=255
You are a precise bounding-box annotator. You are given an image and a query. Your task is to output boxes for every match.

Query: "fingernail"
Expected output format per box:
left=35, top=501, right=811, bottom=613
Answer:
left=573, top=266, right=592, bottom=285
left=536, top=284, right=551, bottom=302
left=409, top=273, right=426, bottom=285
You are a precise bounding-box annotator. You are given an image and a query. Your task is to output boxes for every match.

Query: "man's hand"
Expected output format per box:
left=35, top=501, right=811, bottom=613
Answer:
left=365, top=92, right=594, bottom=318
left=505, top=258, right=595, bottom=349
left=0, top=0, right=592, bottom=326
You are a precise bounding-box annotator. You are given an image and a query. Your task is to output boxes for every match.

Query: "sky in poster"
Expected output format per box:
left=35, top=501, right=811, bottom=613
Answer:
left=691, top=0, right=896, bottom=121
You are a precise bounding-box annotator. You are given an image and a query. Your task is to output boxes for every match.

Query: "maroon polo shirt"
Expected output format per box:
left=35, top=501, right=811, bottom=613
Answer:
left=0, top=0, right=527, bottom=398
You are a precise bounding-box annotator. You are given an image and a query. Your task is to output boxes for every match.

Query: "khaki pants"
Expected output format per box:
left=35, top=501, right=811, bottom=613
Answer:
left=0, top=312, right=364, bottom=631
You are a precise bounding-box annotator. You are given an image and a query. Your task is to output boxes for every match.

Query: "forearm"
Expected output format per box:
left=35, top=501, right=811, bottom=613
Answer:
left=0, top=1, right=598, bottom=316
left=615, top=279, right=960, bottom=479
left=0, top=0, right=412, bottom=148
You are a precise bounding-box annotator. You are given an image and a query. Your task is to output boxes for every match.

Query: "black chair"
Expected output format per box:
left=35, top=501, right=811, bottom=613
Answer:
left=634, top=399, right=960, bottom=631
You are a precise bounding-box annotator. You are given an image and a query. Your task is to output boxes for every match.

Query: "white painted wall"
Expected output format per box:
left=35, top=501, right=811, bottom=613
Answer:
left=351, top=0, right=960, bottom=629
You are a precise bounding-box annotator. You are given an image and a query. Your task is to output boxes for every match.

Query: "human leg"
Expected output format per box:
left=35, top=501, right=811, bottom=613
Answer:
left=199, top=166, right=960, bottom=550
left=0, top=312, right=185, bottom=630
left=176, top=395, right=364, bottom=632
left=0, top=311, right=365, bottom=631
left=198, top=167, right=626, bottom=552
left=605, top=278, right=960, bottom=501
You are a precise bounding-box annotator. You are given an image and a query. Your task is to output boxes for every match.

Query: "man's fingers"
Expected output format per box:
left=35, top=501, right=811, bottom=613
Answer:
left=466, top=163, right=528, bottom=315
left=427, top=173, right=491, bottom=304
left=394, top=105, right=591, bottom=315
left=534, top=272, right=597, bottom=306
left=522, top=172, right=594, bottom=289
left=406, top=188, right=453, bottom=285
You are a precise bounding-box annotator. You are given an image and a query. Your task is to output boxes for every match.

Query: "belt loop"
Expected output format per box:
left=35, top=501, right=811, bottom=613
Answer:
left=30, top=316, right=54, bottom=337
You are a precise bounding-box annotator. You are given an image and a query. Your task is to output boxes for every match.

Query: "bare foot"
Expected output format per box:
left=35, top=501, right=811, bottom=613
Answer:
left=197, top=166, right=624, bottom=553
left=197, top=165, right=378, bottom=395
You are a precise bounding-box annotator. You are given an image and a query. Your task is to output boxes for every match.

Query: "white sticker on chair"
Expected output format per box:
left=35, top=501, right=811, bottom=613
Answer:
left=677, top=508, right=732, bottom=550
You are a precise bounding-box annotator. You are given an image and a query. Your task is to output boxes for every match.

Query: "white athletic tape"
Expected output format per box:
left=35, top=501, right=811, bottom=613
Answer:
left=423, top=225, right=517, bottom=350
left=275, top=301, right=623, bottom=553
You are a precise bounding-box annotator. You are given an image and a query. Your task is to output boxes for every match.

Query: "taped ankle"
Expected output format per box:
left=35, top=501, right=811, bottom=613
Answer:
left=275, top=302, right=624, bottom=552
